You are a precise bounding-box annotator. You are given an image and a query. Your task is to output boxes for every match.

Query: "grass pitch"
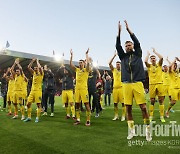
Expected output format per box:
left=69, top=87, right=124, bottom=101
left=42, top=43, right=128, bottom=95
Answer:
left=0, top=96, right=180, bottom=154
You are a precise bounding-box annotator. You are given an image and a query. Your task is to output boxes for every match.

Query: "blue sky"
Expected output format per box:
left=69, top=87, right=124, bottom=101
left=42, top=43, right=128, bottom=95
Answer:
left=0, top=0, right=179, bottom=66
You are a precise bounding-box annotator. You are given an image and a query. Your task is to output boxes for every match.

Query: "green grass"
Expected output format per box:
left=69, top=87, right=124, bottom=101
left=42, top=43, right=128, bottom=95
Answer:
left=0, top=96, right=180, bottom=154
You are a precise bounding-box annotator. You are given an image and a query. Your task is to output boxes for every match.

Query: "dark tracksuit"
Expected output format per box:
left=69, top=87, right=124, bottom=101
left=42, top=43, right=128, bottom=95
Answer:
left=104, top=79, right=112, bottom=106
left=116, top=33, right=145, bottom=83
left=0, top=78, right=7, bottom=109
left=43, top=71, right=56, bottom=113
left=57, top=66, right=74, bottom=91
left=88, top=68, right=101, bottom=114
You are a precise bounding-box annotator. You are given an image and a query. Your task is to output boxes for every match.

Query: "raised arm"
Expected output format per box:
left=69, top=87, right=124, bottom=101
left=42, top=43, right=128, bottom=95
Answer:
left=152, top=48, right=163, bottom=66
left=109, top=51, right=117, bottom=71
left=125, top=20, right=142, bottom=56
left=11, top=58, right=18, bottom=77
left=36, top=59, right=43, bottom=75
left=28, top=58, right=35, bottom=75
left=70, top=49, right=76, bottom=71
left=4, top=67, right=11, bottom=80
left=85, top=48, right=90, bottom=72
left=168, top=58, right=177, bottom=72
left=116, top=21, right=125, bottom=60
left=124, top=20, right=133, bottom=35
left=23, top=73, right=28, bottom=82
left=97, top=69, right=101, bottom=79
left=16, top=59, right=23, bottom=75
left=144, top=51, right=150, bottom=67
left=175, top=57, right=180, bottom=62
left=166, top=57, right=171, bottom=65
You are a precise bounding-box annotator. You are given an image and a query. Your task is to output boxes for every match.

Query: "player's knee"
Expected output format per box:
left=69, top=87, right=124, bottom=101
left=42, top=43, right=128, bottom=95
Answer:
left=150, top=98, right=155, bottom=104
left=114, top=103, right=118, bottom=107
left=126, top=106, right=132, bottom=112
left=158, top=96, right=164, bottom=104
left=141, top=106, right=147, bottom=112
left=75, top=103, right=80, bottom=109
left=26, top=103, right=31, bottom=108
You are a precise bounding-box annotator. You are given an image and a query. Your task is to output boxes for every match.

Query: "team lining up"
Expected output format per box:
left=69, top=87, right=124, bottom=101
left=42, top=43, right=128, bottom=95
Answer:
left=1, top=21, right=180, bottom=141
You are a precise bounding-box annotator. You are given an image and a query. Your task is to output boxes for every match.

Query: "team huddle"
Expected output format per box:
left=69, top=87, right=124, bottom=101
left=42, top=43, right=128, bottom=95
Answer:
left=1, top=21, right=180, bottom=142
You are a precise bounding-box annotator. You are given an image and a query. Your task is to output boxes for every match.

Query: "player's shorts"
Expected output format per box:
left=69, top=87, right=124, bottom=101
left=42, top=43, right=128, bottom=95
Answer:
left=62, top=90, right=74, bottom=104
left=75, top=89, right=89, bottom=103
left=169, top=87, right=173, bottom=96
left=13, top=91, right=23, bottom=104
left=27, top=90, right=42, bottom=104
left=22, top=92, right=27, bottom=100
left=171, top=88, right=180, bottom=101
left=149, top=83, right=164, bottom=98
left=113, top=87, right=124, bottom=103
left=163, top=85, right=171, bottom=96
left=123, top=82, right=146, bottom=105
left=7, top=92, right=14, bottom=102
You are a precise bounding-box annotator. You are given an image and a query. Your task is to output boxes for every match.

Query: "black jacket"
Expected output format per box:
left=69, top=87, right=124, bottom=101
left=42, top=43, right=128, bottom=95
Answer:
left=43, top=70, right=56, bottom=93
left=116, top=34, right=145, bottom=83
left=57, top=66, right=74, bottom=90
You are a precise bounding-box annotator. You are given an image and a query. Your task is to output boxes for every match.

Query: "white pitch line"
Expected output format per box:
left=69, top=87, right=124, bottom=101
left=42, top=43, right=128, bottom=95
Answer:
left=132, top=108, right=180, bottom=112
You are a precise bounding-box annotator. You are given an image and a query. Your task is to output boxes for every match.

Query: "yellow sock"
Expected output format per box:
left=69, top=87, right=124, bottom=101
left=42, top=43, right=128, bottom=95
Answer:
left=66, top=106, right=70, bottom=116
left=159, top=104, right=164, bottom=117
left=144, top=118, right=150, bottom=125
left=71, top=105, right=75, bottom=117
left=76, top=109, right=80, bottom=121
left=20, top=106, right=25, bottom=116
left=149, top=105, right=154, bottom=117
left=86, top=110, right=91, bottom=122
left=37, top=107, right=41, bottom=118
left=27, top=108, right=32, bottom=118
left=114, top=105, right=118, bottom=117
left=127, top=120, right=134, bottom=129
left=122, top=106, right=126, bottom=117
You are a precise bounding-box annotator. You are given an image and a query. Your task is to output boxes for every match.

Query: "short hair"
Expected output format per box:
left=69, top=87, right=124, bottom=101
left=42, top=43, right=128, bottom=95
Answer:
left=79, top=59, right=85, bottom=63
left=150, top=55, right=156, bottom=58
left=15, top=68, right=20, bottom=71
left=163, top=65, right=167, bottom=67
left=125, top=41, right=133, bottom=44
left=116, top=61, right=121, bottom=64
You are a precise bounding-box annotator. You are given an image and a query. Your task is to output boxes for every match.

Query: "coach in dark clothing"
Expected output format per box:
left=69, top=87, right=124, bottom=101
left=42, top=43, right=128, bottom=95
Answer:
left=43, top=68, right=56, bottom=117
left=0, top=73, right=8, bottom=110
left=57, top=65, right=74, bottom=90
left=88, top=67, right=101, bottom=117
left=102, top=73, right=112, bottom=106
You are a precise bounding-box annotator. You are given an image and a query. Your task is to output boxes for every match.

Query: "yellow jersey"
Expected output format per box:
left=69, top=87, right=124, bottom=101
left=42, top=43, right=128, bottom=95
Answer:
left=169, top=70, right=180, bottom=89
left=22, top=80, right=28, bottom=94
left=14, top=74, right=24, bottom=91
left=75, top=67, right=89, bottom=90
left=112, top=68, right=122, bottom=88
left=162, top=71, right=170, bottom=86
left=7, top=79, right=15, bottom=93
left=147, top=62, right=163, bottom=85
left=31, top=72, right=44, bottom=91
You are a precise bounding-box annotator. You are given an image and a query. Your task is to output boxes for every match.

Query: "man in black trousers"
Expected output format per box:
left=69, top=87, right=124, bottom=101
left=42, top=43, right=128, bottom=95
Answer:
left=42, top=66, right=56, bottom=117
left=88, top=58, right=101, bottom=117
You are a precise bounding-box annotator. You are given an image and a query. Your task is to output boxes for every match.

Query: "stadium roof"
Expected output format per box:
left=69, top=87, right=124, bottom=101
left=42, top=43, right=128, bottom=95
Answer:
left=0, top=49, right=109, bottom=72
